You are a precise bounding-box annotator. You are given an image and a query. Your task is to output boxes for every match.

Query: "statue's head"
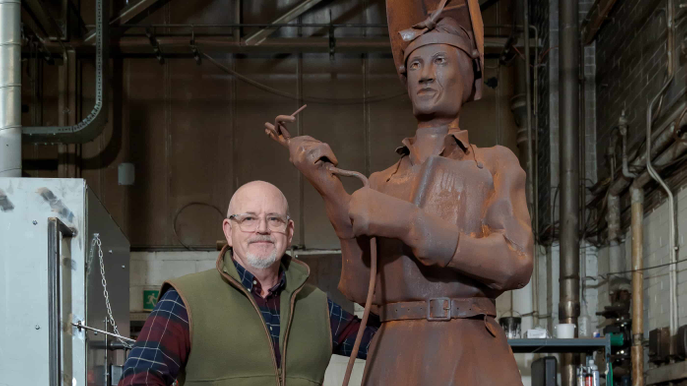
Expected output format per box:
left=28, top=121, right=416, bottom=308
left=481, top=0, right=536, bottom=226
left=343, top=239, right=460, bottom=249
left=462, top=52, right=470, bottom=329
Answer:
left=386, top=0, right=484, bottom=122
left=403, top=18, right=476, bottom=120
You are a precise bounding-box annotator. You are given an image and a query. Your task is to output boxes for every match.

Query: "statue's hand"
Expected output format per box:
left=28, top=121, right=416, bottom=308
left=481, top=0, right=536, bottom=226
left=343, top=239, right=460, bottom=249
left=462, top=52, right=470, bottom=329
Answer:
left=264, top=114, right=296, bottom=148
left=286, top=136, right=338, bottom=171
left=264, top=114, right=338, bottom=172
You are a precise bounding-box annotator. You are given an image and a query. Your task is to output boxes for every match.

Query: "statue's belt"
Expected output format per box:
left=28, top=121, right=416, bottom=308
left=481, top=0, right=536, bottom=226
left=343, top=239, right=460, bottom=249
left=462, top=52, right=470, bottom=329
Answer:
left=378, top=297, right=496, bottom=322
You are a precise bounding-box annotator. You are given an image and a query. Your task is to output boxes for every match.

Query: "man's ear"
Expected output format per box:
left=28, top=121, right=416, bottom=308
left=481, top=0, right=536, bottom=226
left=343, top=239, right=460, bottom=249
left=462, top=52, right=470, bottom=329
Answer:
left=223, top=218, right=234, bottom=247
left=286, top=219, right=295, bottom=246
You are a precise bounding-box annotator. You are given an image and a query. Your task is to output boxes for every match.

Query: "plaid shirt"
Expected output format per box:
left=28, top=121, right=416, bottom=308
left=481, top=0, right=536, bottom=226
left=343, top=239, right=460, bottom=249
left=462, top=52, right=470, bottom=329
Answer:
left=118, top=258, right=377, bottom=386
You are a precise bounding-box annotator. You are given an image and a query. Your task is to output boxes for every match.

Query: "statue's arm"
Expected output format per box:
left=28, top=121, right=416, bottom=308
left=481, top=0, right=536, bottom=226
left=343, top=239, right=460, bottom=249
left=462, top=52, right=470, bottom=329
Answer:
left=264, top=115, right=355, bottom=239
left=347, top=148, right=533, bottom=291
left=414, top=148, right=533, bottom=291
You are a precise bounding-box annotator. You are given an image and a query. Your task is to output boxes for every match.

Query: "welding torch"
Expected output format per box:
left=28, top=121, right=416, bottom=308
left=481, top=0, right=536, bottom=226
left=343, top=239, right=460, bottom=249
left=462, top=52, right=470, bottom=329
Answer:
left=264, top=105, right=377, bottom=386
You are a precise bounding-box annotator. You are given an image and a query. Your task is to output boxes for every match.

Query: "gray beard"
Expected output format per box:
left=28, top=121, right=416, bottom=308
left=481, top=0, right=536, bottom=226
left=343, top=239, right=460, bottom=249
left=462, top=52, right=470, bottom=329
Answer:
left=245, top=249, right=279, bottom=269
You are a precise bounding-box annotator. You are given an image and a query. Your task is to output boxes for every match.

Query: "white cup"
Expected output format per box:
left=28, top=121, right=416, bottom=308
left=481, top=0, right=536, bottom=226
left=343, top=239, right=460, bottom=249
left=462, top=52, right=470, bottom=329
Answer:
left=554, top=323, right=576, bottom=339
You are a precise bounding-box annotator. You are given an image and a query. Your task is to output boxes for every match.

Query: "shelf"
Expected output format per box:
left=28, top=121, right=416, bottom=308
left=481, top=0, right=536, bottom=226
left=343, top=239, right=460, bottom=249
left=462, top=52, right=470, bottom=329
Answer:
left=508, top=336, right=611, bottom=358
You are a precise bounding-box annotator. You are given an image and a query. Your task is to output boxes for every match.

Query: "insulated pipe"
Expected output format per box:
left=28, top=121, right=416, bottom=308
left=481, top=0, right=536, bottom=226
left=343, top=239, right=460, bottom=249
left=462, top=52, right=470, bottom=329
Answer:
left=646, top=78, right=678, bottom=339
left=607, top=100, right=686, bottom=197
left=645, top=0, right=677, bottom=339
left=630, top=184, right=644, bottom=386
left=606, top=194, right=627, bottom=291
left=0, top=0, right=22, bottom=177
left=559, top=0, right=580, bottom=384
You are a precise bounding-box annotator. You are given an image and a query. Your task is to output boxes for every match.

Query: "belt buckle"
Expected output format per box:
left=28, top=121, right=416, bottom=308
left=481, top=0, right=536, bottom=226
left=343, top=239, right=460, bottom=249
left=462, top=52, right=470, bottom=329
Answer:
left=427, top=297, right=451, bottom=321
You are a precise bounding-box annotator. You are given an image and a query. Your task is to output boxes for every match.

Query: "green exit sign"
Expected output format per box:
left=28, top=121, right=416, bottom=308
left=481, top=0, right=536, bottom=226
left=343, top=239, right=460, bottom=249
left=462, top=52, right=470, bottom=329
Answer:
left=143, top=289, right=160, bottom=311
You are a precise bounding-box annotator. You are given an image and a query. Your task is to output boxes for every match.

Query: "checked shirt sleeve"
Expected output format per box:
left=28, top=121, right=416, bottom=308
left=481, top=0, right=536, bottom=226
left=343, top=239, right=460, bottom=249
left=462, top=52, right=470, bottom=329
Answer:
left=118, top=289, right=191, bottom=386
left=328, top=298, right=378, bottom=359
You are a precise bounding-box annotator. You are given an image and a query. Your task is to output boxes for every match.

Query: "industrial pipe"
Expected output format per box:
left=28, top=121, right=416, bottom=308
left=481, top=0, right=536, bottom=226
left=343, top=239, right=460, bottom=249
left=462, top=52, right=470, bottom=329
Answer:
left=606, top=100, right=686, bottom=196
left=646, top=78, right=678, bottom=339
left=606, top=194, right=628, bottom=290
left=0, top=0, right=22, bottom=177
left=22, top=0, right=110, bottom=144
left=645, top=0, right=678, bottom=340
left=618, top=112, right=636, bottom=179
left=630, top=184, right=644, bottom=386
left=559, top=0, right=580, bottom=384
left=524, top=0, right=534, bottom=218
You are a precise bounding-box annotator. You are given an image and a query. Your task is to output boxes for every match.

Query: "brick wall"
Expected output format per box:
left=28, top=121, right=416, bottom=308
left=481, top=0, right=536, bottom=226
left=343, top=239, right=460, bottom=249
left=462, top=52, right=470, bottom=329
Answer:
left=595, top=0, right=687, bottom=181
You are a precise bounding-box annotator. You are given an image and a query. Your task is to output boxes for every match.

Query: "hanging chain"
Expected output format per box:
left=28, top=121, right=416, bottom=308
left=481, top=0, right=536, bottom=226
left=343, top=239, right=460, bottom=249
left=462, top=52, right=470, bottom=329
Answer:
left=91, top=233, right=133, bottom=349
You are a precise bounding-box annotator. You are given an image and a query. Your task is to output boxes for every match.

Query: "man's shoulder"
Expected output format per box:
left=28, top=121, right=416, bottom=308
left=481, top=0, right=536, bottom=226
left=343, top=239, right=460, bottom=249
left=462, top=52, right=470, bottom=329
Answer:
left=163, top=268, right=219, bottom=295
left=296, top=282, right=328, bottom=303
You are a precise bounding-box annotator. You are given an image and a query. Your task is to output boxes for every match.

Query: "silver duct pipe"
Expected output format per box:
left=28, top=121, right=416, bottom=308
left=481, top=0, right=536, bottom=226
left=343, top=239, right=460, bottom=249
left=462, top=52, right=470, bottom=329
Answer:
left=647, top=78, right=678, bottom=338
left=630, top=184, right=644, bottom=386
left=559, top=0, right=580, bottom=384
left=0, top=0, right=22, bottom=177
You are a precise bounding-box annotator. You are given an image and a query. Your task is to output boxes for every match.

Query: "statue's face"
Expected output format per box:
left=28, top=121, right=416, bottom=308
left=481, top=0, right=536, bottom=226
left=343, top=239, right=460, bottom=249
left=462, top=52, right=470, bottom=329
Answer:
left=406, top=43, right=474, bottom=120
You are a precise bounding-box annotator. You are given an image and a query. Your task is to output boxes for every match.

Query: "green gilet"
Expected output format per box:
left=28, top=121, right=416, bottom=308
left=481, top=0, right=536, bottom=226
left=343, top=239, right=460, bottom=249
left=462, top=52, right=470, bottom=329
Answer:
left=162, top=247, right=333, bottom=386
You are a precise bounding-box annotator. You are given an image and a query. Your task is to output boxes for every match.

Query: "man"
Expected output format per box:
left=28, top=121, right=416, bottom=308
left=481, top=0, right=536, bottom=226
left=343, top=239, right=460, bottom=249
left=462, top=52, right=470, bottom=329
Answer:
left=119, top=181, right=377, bottom=386
left=265, top=0, right=533, bottom=384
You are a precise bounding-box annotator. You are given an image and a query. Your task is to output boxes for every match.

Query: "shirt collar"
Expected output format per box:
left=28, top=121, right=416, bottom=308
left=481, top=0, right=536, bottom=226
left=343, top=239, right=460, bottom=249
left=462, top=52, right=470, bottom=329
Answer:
left=232, top=257, right=286, bottom=297
left=395, top=128, right=470, bottom=164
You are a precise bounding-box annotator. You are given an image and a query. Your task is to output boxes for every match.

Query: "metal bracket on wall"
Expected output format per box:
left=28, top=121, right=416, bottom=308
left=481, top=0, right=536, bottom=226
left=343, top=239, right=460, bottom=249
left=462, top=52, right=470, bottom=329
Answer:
left=22, top=0, right=109, bottom=144
left=146, top=27, right=164, bottom=64
left=190, top=30, right=201, bottom=65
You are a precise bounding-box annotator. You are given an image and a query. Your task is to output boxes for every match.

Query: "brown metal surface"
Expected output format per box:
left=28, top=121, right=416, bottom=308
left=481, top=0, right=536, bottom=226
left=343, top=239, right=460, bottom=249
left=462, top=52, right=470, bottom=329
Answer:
left=264, top=1, right=532, bottom=384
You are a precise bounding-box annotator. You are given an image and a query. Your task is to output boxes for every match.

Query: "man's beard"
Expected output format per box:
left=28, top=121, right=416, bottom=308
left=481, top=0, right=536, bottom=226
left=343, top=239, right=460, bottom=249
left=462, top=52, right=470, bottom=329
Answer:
left=245, top=236, right=279, bottom=269
left=245, top=249, right=278, bottom=269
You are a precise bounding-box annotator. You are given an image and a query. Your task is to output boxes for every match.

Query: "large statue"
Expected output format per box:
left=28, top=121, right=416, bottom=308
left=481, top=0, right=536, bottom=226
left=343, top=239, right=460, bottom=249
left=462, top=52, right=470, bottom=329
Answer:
left=265, top=0, right=534, bottom=384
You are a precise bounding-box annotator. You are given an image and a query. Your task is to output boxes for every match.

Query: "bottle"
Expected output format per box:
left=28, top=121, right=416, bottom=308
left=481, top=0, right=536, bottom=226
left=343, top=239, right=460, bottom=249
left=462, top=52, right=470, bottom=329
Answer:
left=589, top=359, right=600, bottom=386
left=577, top=366, right=586, bottom=386
left=578, top=312, right=591, bottom=338
left=585, top=372, right=593, bottom=386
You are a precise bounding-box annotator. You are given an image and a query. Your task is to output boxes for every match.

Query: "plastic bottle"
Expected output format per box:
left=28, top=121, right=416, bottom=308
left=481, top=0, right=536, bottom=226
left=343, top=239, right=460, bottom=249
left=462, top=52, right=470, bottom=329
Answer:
left=578, top=312, right=591, bottom=338
left=589, top=359, right=600, bottom=386
left=577, top=366, right=586, bottom=386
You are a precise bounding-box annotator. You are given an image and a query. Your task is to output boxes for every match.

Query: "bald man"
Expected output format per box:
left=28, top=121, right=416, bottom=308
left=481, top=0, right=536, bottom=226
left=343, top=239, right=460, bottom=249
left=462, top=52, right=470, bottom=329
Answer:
left=119, top=181, right=378, bottom=386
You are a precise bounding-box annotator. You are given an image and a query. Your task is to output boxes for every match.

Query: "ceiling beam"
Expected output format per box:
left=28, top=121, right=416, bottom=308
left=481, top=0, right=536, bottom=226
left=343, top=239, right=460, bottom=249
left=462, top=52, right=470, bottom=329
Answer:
left=34, top=36, right=539, bottom=56
left=23, top=0, right=65, bottom=39
left=244, top=0, right=325, bottom=46
left=581, top=0, right=619, bottom=45
left=84, top=0, right=173, bottom=43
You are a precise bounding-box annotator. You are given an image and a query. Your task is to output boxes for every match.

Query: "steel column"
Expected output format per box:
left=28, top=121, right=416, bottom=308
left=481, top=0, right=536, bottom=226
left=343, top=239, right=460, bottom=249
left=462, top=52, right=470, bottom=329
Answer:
left=559, top=0, right=581, bottom=384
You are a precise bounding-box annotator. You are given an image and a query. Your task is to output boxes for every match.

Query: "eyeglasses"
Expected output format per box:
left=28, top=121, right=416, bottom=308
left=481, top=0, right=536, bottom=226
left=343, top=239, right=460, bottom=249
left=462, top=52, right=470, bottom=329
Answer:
left=228, top=213, right=291, bottom=233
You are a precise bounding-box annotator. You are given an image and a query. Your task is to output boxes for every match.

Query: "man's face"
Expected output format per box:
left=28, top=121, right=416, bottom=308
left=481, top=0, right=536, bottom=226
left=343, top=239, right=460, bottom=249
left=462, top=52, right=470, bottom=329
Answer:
left=406, top=43, right=474, bottom=120
left=222, top=183, right=294, bottom=270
